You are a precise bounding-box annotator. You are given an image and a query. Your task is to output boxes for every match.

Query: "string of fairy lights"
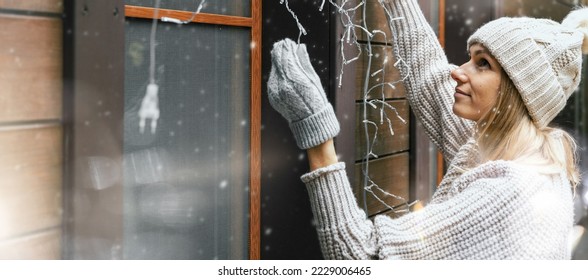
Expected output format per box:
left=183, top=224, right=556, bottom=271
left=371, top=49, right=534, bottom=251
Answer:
left=280, top=0, right=416, bottom=214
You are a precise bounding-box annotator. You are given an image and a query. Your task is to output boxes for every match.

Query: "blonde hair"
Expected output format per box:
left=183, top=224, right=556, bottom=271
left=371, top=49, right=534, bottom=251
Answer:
left=476, top=70, right=580, bottom=189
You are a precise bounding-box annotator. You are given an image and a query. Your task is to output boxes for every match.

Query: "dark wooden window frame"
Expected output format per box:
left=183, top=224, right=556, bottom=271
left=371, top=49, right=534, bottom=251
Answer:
left=437, top=0, right=446, bottom=186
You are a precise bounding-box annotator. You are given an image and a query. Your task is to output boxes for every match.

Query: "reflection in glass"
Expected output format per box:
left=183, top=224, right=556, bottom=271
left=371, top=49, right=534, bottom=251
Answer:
left=124, top=19, right=250, bottom=259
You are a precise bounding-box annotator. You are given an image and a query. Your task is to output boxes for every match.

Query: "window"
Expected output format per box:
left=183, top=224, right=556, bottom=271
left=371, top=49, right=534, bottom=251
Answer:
left=62, top=0, right=261, bottom=260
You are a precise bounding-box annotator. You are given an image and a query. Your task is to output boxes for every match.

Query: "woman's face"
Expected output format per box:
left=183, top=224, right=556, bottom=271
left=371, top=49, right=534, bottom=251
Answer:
left=450, top=43, right=502, bottom=122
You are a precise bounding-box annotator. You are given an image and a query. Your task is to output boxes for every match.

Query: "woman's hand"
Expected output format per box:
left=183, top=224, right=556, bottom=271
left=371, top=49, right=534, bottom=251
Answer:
left=267, top=38, right=340, bottom=150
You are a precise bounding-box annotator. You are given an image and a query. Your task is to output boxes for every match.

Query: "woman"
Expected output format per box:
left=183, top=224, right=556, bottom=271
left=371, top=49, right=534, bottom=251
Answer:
left=267, top=0, right=587, bottom=259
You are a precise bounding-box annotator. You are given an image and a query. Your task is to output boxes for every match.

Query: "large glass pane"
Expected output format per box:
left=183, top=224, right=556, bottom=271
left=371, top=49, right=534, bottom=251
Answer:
left=124, top=19, right=250, bottom=259
left=126, top=0, right=251, bottom=17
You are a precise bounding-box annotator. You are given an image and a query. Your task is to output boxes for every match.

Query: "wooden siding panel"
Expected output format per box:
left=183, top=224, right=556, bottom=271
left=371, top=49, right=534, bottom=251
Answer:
left=0, top=126, right=62, bottom=240
left=354, top=45, right=407, bottom=100
left=353, top=153, right=410, bottom=216
left=0, top=229, right=61, bottom=259
left=0, top=15, right=62, bottom=123
left=356, top=100, right=409, bottom=160
left=0, top=0, right=63, bottom=13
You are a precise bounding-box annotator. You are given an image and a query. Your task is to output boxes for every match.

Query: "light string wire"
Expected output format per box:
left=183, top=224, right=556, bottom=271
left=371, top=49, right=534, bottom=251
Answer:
left=281, top=0, right=417, bottom=215
left=148, top=0, right=161, bottom=85
left=280, top=0, right=308, bottom=44
left=139, top=0, right=207, bottom=134
left=137, top=0, right=163, bottom=134
left=161, top=0, right=206, bottom=24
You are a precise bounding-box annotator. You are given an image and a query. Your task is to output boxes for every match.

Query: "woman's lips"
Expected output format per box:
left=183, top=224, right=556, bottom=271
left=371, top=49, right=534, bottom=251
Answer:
left=455, top=88, right=470, bottom=97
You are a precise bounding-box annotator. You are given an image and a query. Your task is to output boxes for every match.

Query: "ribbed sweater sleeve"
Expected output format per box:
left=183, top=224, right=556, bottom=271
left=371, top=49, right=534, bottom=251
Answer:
left=302, top=163, right=378, bottom=259
left=384, top=0, right=474, bottom=163
left=302, top=161, right=573, bottom=259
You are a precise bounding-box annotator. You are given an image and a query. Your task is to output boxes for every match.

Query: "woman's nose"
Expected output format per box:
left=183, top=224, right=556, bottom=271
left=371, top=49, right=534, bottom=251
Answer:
left=450, top=66, right=467, bottom=83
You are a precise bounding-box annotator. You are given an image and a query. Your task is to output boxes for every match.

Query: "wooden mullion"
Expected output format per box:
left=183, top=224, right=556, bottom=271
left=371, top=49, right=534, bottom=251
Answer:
left=438, top=0, right=445, bottom=49
left=125, top=5, right=253, bottom=27
left=437, top=0, right=446, bottom=186
left=249, top=0, right=262, bottom=261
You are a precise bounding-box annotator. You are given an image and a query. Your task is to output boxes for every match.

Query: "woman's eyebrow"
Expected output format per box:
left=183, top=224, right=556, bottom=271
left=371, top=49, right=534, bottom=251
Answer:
left=472, top=48, right=490, bottom=56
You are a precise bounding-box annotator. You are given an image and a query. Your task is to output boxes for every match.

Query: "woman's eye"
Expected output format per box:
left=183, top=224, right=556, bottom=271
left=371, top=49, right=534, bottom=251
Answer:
left=477, top=58, right=490, bottom=68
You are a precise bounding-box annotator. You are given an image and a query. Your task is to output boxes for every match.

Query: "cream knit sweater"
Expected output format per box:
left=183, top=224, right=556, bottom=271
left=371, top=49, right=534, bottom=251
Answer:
left=301, top=0, right=574, bottom=259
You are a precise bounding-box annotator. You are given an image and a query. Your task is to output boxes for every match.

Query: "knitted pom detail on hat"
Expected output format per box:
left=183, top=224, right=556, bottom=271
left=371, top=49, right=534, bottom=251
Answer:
left=562, top=7, right=588, bottom=54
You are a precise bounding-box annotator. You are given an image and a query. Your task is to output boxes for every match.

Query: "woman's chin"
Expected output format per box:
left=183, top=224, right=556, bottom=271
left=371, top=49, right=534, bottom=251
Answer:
left=452, top=106, right=479, bottom=122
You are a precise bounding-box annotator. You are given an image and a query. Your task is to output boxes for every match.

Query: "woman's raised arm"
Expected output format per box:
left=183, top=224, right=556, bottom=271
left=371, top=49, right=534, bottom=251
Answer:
left=384, top=0, right=474, bottom=163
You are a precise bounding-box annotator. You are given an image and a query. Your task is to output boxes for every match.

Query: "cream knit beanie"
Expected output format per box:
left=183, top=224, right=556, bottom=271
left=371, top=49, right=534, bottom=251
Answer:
left=468, top=8, right=588, bottom=128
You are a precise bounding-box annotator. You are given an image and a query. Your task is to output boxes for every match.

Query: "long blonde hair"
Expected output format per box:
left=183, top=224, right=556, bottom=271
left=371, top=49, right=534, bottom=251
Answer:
left=476, top=70, right=580, bottom=189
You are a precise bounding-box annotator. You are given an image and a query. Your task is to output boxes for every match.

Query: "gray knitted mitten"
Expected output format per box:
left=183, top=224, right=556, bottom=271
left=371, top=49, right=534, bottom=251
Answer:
left=268, top=38, right=340, bottom=149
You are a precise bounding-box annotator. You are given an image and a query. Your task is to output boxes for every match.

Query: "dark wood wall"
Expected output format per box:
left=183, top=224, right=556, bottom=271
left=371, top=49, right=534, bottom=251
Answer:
left=352, top=0, right=411, bottom=218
